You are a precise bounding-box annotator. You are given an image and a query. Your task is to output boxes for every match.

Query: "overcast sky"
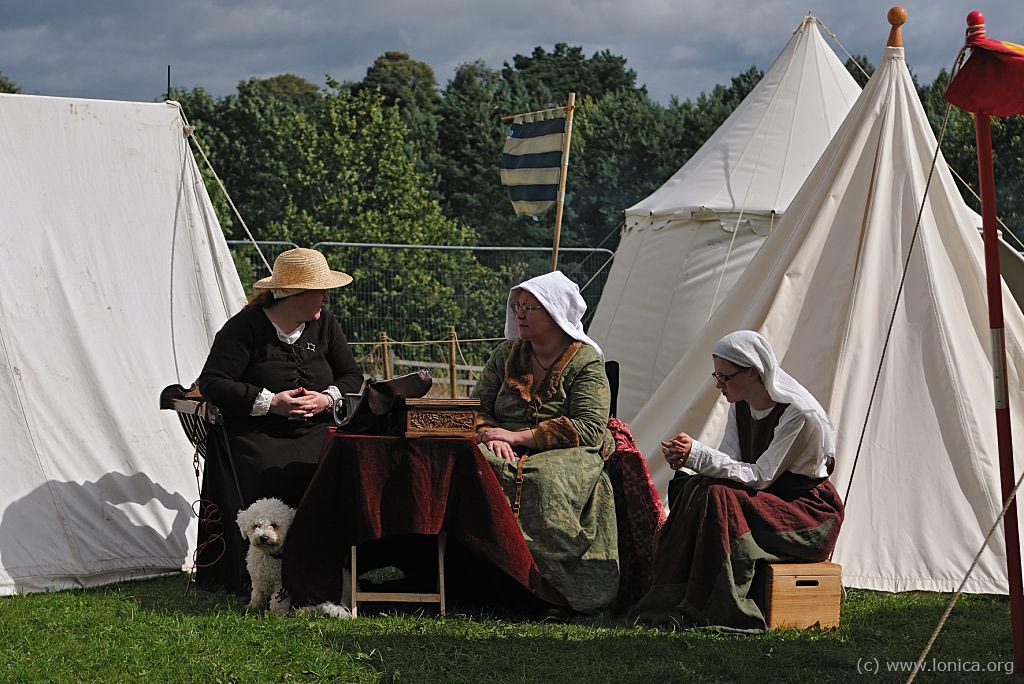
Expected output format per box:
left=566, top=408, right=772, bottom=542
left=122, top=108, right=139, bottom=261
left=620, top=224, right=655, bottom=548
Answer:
left=1, top=0, right=1019, bottom=104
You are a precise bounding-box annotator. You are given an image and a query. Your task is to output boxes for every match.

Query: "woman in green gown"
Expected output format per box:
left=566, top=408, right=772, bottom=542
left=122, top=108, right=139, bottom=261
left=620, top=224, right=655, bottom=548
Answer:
left=472, top=271, right=619, bottom=613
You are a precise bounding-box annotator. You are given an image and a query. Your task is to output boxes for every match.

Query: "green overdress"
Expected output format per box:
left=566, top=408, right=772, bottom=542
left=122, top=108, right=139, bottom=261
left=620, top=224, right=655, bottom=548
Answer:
left=472, top=340, right=619, bottom=612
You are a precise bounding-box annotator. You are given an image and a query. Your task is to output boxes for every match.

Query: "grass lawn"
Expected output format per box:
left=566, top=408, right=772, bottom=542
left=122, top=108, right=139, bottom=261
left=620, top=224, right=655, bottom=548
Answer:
left=0, top=574, right=1013, bottom=683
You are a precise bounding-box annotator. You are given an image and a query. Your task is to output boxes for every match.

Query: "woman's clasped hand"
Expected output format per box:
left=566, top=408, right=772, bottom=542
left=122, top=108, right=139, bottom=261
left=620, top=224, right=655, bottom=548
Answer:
left=660, top=432, right=693, bottom=470
left=269, top=387, right=332, bottom=420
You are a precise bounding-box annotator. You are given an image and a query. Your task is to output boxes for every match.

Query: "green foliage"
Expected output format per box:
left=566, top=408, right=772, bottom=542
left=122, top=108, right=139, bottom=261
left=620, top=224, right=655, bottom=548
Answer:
left=571, top=90, right=682, bottom=243
left=436, top=52, right=766, bottom=252
left=177, top=77, right=506, bottom=347
left=0, top=575, right=1012, bottom=683
left=167, top=42, right=1024, bottom=349
left=436, top=60, right=553, bottom=247
left=918, top=69, right=1024, bottom=242
left=0, top=71, right=20, bottom=94
left=357, top=51, right=442, bottom=183
left=502, top=43, right=642, bottom=107
left=264, top=79, right=505, bottom=343
left=255, top=73, right=322, bottom=112
left=844, top=55, right=875, bottom=88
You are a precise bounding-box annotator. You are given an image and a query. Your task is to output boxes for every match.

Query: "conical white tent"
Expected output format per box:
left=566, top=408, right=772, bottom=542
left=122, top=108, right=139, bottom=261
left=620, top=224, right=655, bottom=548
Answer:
left=589, top=15, right=861, bottom=422
left=630, top=43, right=1024, bottom=594
left=0, top=94, right=245, bottom=594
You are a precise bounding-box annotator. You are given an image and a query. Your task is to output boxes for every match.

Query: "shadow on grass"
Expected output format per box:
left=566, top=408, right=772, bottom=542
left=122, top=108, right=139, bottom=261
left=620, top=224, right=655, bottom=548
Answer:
left=87, top=573, right=248, bottom=617
left=305, top=591, right=1012, bottom=684
left=6, top=574, right=1013, bottom=683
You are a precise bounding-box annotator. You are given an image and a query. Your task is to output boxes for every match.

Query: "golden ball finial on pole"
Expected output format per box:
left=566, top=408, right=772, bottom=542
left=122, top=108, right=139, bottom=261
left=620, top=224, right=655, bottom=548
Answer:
left=887, top=6, right=907, bottom=48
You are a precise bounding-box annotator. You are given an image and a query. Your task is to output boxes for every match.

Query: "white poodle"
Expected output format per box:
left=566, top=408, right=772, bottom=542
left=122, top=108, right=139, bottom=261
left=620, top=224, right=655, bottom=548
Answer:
left=236, top=497, right=353, bottom=619
left=237, top=497, right=295, bottom=615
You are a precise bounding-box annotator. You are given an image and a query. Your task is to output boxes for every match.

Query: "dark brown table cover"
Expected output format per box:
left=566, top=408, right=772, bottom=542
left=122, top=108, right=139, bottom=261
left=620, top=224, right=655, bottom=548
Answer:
left=282, top=430, right=566, bottom=607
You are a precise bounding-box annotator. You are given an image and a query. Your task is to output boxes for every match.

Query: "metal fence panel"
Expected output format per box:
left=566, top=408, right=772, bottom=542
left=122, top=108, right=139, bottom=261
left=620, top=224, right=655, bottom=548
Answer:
left=226, top=240, right=613, bottom=377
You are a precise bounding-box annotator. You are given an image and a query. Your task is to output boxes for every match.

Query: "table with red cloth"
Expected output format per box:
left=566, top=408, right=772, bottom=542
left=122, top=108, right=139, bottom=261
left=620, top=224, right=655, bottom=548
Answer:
left=282, top=430, right=566, bottom=608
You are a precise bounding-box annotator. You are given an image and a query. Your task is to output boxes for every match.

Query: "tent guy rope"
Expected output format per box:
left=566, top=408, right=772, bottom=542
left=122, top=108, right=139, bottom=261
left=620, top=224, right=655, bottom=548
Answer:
left=176, top=107, right=272, bottom=275
left=907, top=464, right=1024, bottom=682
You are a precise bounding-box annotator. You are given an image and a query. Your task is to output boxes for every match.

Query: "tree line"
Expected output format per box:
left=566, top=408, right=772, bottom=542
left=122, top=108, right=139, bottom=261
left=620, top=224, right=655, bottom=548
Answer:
left=1, top=47, right=1021, bottom=348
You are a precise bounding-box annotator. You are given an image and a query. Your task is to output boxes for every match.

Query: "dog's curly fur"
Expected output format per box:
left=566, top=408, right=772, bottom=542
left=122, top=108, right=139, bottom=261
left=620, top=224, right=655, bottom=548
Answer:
left=237, top=497, right=295, bottom=615
left=236, top=497, right=353, bottom=619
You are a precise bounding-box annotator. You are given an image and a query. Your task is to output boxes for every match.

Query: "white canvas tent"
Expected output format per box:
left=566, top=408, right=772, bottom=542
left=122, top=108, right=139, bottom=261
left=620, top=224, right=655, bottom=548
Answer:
left=0, top=94, right=245, bottom=594
left=630, top=42, right=1024, bottom=594
left=589, top=15, right=861, bottom=422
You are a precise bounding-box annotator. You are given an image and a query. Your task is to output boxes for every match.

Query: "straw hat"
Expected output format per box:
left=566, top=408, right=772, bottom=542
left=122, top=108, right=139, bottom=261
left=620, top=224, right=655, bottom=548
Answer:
left=253, top=248, right=353, bottom=290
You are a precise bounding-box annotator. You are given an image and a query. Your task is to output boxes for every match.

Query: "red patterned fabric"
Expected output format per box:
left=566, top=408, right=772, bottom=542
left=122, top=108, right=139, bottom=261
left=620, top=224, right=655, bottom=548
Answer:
left=604, top=418, right=666, bottom=608
left=946, top=35, right=1024, bottom=117
left=282, top=431, right=566, bottom=607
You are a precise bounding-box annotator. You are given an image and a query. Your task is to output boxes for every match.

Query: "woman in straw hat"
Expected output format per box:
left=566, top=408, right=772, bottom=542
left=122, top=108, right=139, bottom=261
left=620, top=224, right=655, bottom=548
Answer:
left=195, top=248, right=364, bottom=594
left=472, top=271, right=619, bottom=615
left=631, top=330, right=844, bottom=631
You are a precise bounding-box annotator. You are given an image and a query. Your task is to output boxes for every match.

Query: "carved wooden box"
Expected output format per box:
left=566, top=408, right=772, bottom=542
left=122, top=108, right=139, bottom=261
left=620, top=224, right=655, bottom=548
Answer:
left=397, top=397, right=480, bottom=438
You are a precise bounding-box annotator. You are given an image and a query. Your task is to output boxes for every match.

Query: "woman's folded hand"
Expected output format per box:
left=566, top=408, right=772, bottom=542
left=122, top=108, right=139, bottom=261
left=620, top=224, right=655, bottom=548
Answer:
left=485, top=439, right=517, bottom=461
left=661, top=431, right=693, bottom=470
left=269, top=387, right=323, bottom=421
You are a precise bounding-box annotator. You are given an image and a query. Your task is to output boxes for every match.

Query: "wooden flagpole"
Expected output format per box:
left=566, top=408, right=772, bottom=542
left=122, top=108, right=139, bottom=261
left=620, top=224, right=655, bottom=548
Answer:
left=964, top=10, right=1024, bottom=672
left=550, top=92, right=576, bottom=272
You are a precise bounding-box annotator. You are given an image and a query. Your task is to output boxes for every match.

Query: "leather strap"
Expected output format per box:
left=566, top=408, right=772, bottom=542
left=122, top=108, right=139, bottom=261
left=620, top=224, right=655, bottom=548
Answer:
left=512, top=454, right=529, bottom=519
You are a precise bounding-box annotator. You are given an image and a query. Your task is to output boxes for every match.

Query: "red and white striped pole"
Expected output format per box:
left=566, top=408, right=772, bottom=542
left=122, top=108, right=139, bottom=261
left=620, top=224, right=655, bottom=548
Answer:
left=967, top=9, right=1024, bottom=672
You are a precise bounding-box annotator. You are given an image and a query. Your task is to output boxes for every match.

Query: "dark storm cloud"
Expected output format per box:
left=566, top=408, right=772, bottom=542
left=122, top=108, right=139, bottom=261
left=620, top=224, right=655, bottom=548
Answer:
left=0, top=0, right=1020, bottom=103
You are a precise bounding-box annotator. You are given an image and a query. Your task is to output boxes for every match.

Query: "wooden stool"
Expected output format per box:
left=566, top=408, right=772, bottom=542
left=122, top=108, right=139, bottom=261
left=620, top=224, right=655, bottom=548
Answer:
left=764, top=561, right=841, bottom=629
left=349, top=532, right=447, bottom=618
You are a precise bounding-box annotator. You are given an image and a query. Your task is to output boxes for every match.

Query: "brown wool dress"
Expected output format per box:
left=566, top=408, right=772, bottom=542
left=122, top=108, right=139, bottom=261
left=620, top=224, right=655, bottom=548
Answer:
left=635, top=401, right=844, bottom=631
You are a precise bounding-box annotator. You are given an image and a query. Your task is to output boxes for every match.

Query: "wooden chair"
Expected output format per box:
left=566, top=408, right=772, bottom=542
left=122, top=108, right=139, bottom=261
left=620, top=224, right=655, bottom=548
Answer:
left=605, top=360, right=620, bottom=418
left=602, top=361, right=667, bottom=609
left=159, top=383, right=222, bottom=455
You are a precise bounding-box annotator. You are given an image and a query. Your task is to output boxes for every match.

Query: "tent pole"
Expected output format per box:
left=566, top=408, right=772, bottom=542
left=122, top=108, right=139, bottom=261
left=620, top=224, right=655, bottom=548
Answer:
left=975, top=110, right=1024, bottom=671
left=550, top=92, right=575, bottom=272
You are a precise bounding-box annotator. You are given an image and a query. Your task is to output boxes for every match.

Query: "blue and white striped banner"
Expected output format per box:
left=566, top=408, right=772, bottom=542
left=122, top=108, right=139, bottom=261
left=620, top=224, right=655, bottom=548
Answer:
left=501, top=111, right=566, bottom=217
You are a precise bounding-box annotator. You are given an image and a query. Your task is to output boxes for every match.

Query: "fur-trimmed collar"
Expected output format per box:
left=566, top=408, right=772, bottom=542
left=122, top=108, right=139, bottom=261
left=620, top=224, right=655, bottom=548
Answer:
left=505, top=341, right=582, bottom=403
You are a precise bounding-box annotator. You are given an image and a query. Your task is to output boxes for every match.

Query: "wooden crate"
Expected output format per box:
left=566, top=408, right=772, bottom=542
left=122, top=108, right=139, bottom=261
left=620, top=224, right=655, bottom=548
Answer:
left=397, top=397, right=480, bottom=438
left=765, top=561, right=842, bottom=629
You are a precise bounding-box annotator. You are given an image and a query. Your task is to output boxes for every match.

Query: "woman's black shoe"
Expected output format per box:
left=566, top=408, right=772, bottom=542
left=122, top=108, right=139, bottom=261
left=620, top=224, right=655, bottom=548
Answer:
left=538, top=605, right=572, bottom=622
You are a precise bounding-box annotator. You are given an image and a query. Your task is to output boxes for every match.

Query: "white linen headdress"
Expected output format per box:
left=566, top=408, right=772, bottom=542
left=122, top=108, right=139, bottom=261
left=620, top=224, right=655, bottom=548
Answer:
left=713, top=330, right=835, bottom=457
left=504, top=271, right=603, bottom=357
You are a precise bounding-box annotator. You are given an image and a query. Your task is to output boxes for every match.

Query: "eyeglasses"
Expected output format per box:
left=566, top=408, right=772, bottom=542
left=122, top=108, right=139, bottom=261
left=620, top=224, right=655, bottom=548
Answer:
left=711, top=369, right=746, bottom=384
left=510, top=303, right=545, bottom=314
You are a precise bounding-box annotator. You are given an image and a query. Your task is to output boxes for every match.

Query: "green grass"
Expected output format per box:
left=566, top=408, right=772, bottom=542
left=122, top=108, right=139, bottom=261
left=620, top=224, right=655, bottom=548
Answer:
left=0, top=575, right=1013, bottom=683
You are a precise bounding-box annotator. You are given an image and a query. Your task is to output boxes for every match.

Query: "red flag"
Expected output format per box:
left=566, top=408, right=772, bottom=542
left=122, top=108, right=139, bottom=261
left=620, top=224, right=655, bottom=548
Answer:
left=945, top=34, right=1024, bottom=116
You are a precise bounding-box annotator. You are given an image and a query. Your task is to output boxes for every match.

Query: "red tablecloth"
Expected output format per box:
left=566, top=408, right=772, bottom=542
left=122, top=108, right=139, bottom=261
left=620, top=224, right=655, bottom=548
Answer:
left=282, top=430, right=566, bottom=607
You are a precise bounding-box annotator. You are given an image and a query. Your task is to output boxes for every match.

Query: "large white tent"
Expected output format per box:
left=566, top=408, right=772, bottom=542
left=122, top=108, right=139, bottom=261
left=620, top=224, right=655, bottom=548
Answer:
left=589, top=14, right=861, bottom=422
left=0, top=94, right=245, bottom=594
left=630, top=41, right=1024, bottom=594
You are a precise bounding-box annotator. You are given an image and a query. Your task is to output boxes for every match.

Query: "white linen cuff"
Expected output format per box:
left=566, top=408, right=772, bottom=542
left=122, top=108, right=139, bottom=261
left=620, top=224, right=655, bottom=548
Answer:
left=250, top=388, right=273, bottom=416
left=325, top=386, right=342, bottom=403
left=684, top=439, right=705, bottom=471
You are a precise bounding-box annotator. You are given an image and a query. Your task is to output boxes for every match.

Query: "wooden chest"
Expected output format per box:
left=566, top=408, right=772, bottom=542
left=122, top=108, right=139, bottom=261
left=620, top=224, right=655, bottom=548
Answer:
left=764, top=561, right=842, bottom=629
left=396, top=397, right=480, bottom=438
